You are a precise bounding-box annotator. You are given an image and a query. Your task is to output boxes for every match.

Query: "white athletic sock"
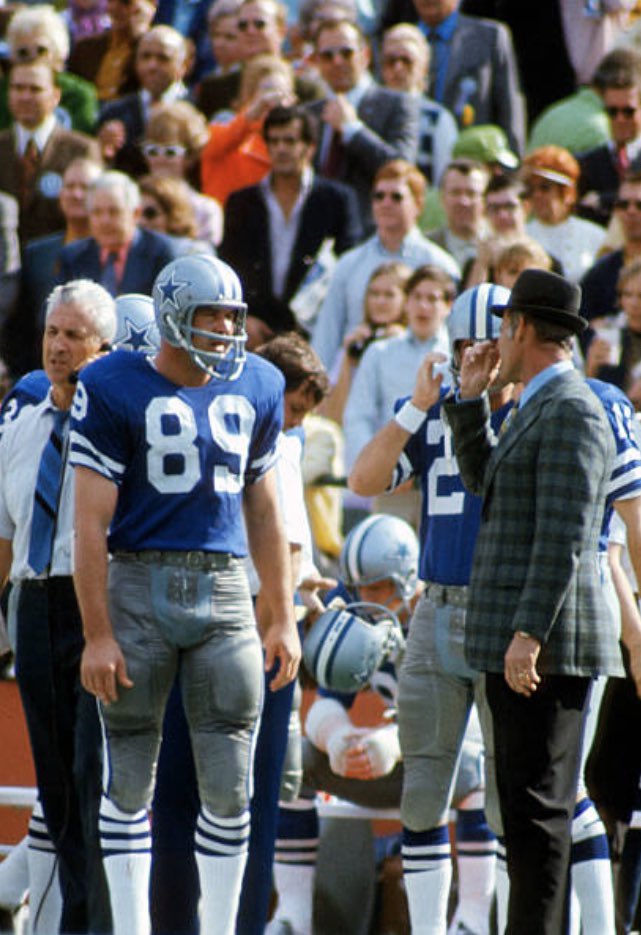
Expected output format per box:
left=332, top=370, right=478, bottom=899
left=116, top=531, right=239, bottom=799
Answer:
left=494, top=838, right=508, bottom=935
left=27, top=805, right=62, bottom=935
left=195, top=806, right=250, bottom=935
left=272, top=799, right=319, bottom=934
left=449, top=801, right=496, bottom=935
left=570, top=798, right=615, bottom=935
left=402, top=825, right=452, bottom=935
left=0, top=836, right=29, bottom=910
left=99, top=795, right=152, bottom=935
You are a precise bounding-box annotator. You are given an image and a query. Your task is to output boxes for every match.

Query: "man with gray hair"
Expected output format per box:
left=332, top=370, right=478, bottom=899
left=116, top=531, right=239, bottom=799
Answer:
left=0, top=280, right=116, bottom=933
left=57, top=170, right=179, bottom=296
left=97, top=24, right=190, bottom=177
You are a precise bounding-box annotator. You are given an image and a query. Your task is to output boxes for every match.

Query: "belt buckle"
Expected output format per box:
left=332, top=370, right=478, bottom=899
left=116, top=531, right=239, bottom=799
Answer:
left=186, top=551, right=201, bottom=569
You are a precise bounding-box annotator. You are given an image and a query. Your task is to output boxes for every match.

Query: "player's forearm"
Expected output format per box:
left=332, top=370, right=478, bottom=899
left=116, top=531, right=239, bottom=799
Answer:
left=609, top=544, right=641, bottom=650
left=73, top=519, right=113, bottom=644
left=73, top=468, right=118, bottom=644
left=349, top=421, right=410, bottom=497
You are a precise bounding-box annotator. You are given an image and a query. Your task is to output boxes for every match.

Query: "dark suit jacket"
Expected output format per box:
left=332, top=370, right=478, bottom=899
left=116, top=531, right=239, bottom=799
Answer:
left=577, top=145, right=641, bottom=227
left=57, top=227, right=180, bottom=296
left=0, top=125, right=100, bottom=242
left=219, top=176, right=363, bottom=332
left=437, top=14, right=525, bottom=154
left=68, top=31, right=140, bottom=100
left=97, top=92, right=151, bottom=177
left=444, top=370, right=622, bottom=677
left=196, top=70, right=325, bottom=121
left=307, top=82, right=419, bottom=227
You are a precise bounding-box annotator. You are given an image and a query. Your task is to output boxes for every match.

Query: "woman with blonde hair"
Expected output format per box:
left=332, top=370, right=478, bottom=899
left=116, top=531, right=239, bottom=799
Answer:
left=200, top=54, right=295, bottom=205
left=137, top=175, right=214, bottom=258
left=143, top=101, right=223, bottom=246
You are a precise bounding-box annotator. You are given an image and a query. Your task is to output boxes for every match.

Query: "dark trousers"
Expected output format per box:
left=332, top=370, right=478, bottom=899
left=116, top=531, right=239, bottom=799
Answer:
left=15, top=577, right=111, bottom=934
left=485, top=672, right=592, bottom=935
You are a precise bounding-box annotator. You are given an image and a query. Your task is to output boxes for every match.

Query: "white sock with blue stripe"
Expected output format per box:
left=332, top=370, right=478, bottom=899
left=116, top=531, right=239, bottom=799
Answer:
left=402, top=825, right=452, bottom=935
left=271, top=799, right=319, bottom=934
left=570, top=797, right=614, bottom=935
left=195, top=806, right=250, bottom=935
left=449, top=798, right=496, bottom=935
left=99, top=795, right=152, bottom=935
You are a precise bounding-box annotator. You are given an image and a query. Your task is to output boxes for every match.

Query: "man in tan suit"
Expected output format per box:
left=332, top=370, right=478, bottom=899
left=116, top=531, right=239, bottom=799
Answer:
left=0, top=61, right=100, bottom=242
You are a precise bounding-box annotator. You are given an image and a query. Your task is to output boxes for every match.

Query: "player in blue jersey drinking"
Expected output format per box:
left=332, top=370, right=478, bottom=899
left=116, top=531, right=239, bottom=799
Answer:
left=350, top=283, right=513, bottom=935
left=70, top=254, right=300, bottom=935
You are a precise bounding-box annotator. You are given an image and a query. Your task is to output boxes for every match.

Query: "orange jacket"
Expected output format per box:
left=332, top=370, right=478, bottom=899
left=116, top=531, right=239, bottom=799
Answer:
left=200, top=109, right=271, bottom=206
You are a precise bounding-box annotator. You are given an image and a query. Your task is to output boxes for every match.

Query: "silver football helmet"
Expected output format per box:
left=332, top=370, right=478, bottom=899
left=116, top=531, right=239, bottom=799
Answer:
left=303, top=602, right=405, bottom=693
left=114, top=293, right=160, bottom=355
left=152, top=254, right=247, bottom=381
left=447, top=283, right=509, bottom=383
left=340, top=514, right=419, bottom=605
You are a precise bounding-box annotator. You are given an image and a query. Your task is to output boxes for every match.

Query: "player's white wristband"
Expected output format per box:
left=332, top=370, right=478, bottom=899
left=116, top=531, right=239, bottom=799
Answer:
left=394, top=400, right=427, bottom=434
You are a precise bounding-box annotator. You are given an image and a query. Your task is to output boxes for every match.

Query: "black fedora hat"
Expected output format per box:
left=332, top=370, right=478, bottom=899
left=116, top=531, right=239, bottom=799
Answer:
left=490, top=269, right=587, bottom=335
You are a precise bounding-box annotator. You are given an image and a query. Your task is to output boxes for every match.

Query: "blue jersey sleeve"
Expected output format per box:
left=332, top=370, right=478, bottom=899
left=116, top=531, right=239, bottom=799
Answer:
left=69, top=350, right=285, bottom=555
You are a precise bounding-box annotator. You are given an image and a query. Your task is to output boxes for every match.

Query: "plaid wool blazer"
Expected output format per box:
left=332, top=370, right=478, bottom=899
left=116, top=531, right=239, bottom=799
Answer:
left=443, top=369, right=624, bottom=677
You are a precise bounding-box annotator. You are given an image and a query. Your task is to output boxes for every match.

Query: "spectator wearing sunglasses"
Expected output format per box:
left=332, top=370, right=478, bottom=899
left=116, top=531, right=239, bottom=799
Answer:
left=137, top=175, right=214, bottom=257
left=580, top=170, right=641, bottom=326
left=196, top=0, right=325, bottom=121
left=312, top=159, right=459, bottom=371
left=97, top=25, right=189, bottom=178
left=142, top=101, right=223, bottom=246
left=380, top=23, right=457, bottom=186
left=523, top=146, right=606, bottom=286
left=307, top=17, right=420, bottom=230
left=0, top=4, right=98, bottom=135
left=68, top=0, right=156, bottom=103
left=578, top=49, right=641, bottom=228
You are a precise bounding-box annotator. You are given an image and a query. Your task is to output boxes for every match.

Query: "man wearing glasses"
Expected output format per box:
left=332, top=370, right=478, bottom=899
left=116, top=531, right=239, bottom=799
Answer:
left=579, top=49, right=641, bottom=228
left=312, top=159, right=459, bottom=371
left=580, top=170, right=641, bottom=325
left=308, top=17, right=420, bottom=228
left=196, top=0, right=325, bottom=120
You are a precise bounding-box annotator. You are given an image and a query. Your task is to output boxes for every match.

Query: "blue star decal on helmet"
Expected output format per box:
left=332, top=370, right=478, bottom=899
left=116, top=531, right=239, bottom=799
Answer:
left=157, top=270, right=187, bottom=310
left=120, top=318, right=156, bottom=353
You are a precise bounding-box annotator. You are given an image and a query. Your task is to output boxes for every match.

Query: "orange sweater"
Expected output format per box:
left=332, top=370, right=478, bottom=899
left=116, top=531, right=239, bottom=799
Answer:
left=200, top=109, right=271, bottom=206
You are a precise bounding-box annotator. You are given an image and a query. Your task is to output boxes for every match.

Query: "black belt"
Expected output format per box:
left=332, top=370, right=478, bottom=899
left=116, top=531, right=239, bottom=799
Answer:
left=112, top=550, right=234, bottom=571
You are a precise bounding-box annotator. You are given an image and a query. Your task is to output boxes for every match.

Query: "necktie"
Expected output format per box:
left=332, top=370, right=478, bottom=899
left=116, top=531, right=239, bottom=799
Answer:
left=100, top=251, right=119, bottom=296
left=616, top=145, right=630, bottom=179
left=28, top=409, right=69, bottom=576
left=499, top=405, right=518, bottom=437
left=322, top=128, right=345, bottom=179
left=19, top=137, right=39, bottom=209
left=427, top=29, right=443, bottom=101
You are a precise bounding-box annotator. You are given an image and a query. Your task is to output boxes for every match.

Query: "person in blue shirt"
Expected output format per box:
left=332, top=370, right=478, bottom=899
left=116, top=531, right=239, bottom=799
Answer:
left=69, top=255, right=300, bottom=935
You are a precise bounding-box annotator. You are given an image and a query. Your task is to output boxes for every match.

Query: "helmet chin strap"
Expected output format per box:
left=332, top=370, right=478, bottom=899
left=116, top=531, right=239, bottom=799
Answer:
left=162, top=313, right=243, bottom=381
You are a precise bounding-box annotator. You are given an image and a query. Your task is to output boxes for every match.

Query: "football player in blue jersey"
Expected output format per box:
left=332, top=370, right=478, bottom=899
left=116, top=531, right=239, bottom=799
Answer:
left=270, top=513, right=492, bottom=935
left=350, top=284, right=513, bottom=935
left=70, top=255, right=300, bottom=935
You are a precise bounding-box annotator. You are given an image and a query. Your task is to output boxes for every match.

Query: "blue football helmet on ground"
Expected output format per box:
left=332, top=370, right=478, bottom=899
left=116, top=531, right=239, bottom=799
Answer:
left=152, top=254, right=247, bottom=381
left=303, top=602, right=405, bottom=693
left=340, top=514, right=419, bottom=605
left=114, top=293, right=160, bottom=355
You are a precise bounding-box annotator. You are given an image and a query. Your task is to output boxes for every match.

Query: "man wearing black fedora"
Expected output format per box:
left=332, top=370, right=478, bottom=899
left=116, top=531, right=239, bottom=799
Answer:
left=440, top=269, right=624, bottom=933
